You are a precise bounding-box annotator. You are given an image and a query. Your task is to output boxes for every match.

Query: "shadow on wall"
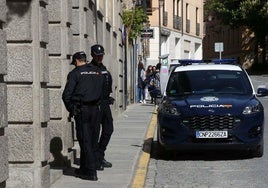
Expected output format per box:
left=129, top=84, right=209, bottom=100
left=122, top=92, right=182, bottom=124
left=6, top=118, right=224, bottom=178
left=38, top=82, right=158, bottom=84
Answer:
left=0, top=182, right=6, bottom=188
left=6, top=0, right=32, bottom=23
left=49, top=137, right=71, bottom=169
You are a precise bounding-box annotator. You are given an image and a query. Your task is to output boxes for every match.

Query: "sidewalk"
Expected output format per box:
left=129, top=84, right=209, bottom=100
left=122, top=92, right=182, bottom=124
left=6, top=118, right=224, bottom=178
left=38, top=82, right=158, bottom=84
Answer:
left=51, top=103, right=156, bottom=188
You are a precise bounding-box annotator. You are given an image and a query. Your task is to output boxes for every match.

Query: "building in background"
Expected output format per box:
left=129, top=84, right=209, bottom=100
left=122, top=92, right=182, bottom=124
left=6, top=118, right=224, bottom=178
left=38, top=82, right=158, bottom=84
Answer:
left=203, top=11, right=255, bottom=66
left=143, top=0, right=203, bottom=67
left=121, top=0, right=149, bottom=103
left=202, top=0, right=267, bottom=69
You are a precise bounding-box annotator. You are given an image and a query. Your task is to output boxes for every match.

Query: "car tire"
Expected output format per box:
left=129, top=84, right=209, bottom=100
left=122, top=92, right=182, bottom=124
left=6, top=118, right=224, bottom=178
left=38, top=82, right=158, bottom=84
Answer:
left=156, top=126, right=177, bottom=158
left=251, top=143, right=264, bottom=158
left=156, top=126, right=168, bottom=155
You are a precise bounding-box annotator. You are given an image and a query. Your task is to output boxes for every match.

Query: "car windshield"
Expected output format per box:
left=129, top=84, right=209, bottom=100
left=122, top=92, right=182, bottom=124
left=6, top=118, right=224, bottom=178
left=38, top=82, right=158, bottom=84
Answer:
left=166, top=69, right=253, bottom=96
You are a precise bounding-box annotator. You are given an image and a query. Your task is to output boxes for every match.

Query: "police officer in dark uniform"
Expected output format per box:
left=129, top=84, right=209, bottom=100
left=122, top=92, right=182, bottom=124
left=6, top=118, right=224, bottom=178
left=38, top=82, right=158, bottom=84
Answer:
left=90, top=44, right=114, bottom=168
left=62, top=51, right=103, bottom=181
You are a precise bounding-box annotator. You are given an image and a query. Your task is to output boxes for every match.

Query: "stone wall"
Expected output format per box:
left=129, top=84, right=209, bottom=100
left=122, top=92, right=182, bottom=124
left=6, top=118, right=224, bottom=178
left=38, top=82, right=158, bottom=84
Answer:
left=1, top=0, right=124, bottom=187
left=0, top=1, right=8, bottom=187
left=4, top=0, right=50, bottom=187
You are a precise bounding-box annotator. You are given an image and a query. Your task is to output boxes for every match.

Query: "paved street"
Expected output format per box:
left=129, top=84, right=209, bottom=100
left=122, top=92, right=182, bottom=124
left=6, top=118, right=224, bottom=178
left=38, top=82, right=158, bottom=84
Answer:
left=48, top=75, right=268, bottom=188
left=50, top=103, right=155, bottom=188
left=145, top=75, right=268, bottom=188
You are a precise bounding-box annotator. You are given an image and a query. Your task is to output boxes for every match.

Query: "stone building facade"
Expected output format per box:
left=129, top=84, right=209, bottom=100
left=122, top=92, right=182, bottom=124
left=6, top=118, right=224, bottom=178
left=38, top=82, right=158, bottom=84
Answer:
left=203, top=16, right=256, bottom=66
left=145, top=0, right=203, bottom=66
left=0, top=0, right=124, bottom=187
left=0, top=0, right=8, bottom=187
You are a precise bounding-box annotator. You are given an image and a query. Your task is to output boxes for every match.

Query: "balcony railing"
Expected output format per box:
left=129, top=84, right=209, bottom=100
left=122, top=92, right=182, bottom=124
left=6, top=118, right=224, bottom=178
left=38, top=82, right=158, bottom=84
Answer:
left=173, top=16, right=182, bottom=30
left=146, top=8, right=152, bottom=15
left=186, top=19, right=190, bottom=33
left=163, top=11, right=168, bottom=26
left=196, top=23, right=200, bottom=36
left=173, top=15, right=178, bottom=29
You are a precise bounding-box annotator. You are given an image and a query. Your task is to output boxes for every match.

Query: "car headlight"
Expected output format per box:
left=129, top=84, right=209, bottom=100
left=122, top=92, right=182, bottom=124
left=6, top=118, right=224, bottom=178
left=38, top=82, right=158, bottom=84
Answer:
left=160, top=101, right=181, bottom=115
left=243, top=103, right=263, bottom=115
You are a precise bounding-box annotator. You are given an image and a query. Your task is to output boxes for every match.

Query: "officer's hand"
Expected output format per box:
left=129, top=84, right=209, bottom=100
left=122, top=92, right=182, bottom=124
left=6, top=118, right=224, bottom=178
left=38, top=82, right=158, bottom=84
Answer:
left=68, top=113, right=73, bottom=122
left=108, top=97, right=115, bottom=105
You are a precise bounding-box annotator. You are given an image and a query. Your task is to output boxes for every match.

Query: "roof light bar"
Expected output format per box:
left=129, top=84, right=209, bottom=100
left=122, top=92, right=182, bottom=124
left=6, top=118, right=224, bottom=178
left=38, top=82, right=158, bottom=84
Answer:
left=212, top=58, right=236, bottom=64
left=178, top=59, right=236, bottom=66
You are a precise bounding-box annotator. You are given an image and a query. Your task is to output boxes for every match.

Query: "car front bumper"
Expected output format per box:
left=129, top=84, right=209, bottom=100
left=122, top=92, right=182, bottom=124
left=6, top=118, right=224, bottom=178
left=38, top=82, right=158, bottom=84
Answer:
left=157, top=112, right=264, bottom=151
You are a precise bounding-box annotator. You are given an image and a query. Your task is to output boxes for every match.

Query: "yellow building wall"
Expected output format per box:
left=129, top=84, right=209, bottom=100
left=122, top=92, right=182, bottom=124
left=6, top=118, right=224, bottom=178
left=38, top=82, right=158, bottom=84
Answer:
left=148, top=0, right=203, bottom=37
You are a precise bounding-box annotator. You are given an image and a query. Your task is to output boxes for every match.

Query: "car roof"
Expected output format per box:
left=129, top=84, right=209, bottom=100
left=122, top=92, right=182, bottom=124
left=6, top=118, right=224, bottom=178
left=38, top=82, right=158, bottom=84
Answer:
left=173, top=64, right=243, bottom=72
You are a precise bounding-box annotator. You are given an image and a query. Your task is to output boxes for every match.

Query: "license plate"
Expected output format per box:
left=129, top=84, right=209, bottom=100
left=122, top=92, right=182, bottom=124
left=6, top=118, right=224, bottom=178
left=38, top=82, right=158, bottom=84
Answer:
left=196, top=131, right=228, bottom=138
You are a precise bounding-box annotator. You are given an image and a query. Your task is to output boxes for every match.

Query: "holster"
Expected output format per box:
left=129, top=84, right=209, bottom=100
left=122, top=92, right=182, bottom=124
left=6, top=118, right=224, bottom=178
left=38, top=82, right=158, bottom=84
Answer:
left=68, top=103, right=81, bottom=119
left=73, top=104, right=81, bottom=116
left=108, top=97, right=115, bottom=105
left=102, top=97, right=115, bottom=105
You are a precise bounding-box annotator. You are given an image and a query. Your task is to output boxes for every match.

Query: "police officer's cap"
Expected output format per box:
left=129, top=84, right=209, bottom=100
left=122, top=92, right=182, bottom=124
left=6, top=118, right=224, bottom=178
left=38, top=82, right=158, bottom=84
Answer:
left=71, top=51, right=87, bottom=65
left=91, top=44, right=105, bottom=56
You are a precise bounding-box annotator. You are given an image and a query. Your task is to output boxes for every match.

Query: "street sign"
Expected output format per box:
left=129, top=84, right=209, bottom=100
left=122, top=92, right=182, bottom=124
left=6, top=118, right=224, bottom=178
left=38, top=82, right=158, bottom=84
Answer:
left=214, top=42, right=224, bottom=59
left=214, top=42, right=224, bottom=52
left=140, top=28, right=154, bottom=39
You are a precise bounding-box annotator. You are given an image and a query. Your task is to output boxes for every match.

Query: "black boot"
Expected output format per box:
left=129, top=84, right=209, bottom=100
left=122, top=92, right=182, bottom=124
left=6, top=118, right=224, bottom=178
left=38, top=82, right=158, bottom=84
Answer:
left=102, top=158, right=112, bottom=168
left=96, top=162, right=104, bottom=171
left=75, top=169, right=98, bottom=181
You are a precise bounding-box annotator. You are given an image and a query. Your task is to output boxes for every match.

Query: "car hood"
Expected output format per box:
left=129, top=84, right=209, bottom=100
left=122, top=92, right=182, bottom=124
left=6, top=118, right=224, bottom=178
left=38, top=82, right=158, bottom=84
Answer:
left=167, top=94, right=256, bottom=116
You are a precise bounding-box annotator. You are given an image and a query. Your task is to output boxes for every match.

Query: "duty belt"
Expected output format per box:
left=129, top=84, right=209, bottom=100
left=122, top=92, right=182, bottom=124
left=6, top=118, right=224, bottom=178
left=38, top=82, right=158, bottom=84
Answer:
left=81, top=100, right=100, bottom=106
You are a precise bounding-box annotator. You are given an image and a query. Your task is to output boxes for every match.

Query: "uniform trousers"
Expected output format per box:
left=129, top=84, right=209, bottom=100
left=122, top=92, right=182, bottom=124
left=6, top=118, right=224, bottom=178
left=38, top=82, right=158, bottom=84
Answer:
left=98, top=102, right=114, bottom=160
left=74, top=104, right=100, bottom=176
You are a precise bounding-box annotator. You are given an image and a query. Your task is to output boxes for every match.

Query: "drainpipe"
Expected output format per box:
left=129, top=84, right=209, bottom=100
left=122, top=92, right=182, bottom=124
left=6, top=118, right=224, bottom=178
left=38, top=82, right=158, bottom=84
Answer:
left=94, top=0, right=98, bottom=43
left=158, top=0, right=162, bottom=64
left=181, top=0, right=184, bottom=36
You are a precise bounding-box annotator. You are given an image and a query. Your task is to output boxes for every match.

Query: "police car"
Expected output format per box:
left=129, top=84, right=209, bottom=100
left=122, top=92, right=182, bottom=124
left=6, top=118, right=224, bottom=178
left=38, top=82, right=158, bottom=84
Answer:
left=157, top=59, right=268, bottom=157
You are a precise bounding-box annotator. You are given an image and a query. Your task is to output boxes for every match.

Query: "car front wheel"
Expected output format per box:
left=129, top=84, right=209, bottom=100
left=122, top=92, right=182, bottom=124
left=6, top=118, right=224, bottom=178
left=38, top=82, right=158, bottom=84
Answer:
left=251, top=143, right=264, bottom=158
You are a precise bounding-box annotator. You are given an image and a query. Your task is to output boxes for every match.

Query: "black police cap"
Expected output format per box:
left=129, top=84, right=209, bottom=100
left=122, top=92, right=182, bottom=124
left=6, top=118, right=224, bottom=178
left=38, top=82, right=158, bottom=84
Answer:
left=71, top=51, right=87, bottom=65
left=91, top=44, right=105, bottom=56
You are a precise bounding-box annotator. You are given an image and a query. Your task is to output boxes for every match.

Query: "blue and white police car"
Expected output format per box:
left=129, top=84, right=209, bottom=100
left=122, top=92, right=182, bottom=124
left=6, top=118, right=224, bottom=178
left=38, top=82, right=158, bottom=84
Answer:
left=157, top=59, right=268, bottom=157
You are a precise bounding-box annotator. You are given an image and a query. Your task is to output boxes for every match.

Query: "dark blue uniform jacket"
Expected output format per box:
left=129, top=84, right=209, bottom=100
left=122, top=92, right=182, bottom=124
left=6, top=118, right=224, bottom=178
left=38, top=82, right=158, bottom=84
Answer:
left=62, top=63, right=103, bottom=113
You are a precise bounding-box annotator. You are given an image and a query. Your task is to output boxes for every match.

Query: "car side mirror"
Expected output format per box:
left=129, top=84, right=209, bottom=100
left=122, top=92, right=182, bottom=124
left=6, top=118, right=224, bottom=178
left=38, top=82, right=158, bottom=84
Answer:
left=257, top=87, right=268, bottom=97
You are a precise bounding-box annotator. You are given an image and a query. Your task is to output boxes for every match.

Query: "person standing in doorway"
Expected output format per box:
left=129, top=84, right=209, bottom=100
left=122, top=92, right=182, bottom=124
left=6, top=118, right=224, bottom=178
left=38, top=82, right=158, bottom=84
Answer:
left=90, top=44, right=114, bottom=169
left=148, top=64, right=161, bottom=105
left=145, top=65, right=153, bottom=100
left=138, top=61, right=146, bottom=103
left=62, top=51, right=103, bottom=181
